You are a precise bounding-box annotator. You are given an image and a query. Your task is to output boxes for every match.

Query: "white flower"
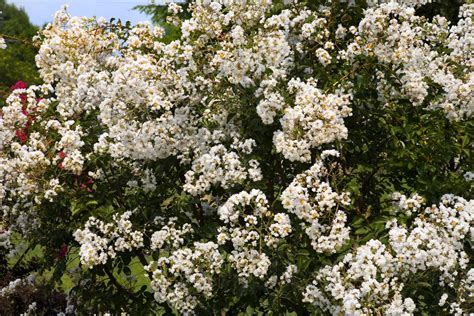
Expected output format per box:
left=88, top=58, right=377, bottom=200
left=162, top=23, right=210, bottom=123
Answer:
left=0, top=37, right=6, bottom=49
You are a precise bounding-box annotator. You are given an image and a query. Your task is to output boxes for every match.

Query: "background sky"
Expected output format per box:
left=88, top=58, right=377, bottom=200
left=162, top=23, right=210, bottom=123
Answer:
left=7, top=0, right=163, bottom=26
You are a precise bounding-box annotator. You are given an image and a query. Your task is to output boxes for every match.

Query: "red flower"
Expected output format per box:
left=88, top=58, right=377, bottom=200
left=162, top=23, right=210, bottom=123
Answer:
left=26, top=116, right=34, bottom=128
left=78, top=177, right=94, bottom=193
left=59, top=243, right=68, bottom=259
left=58, top=151, right=66, bottom=159
left=11, top=81, right=27, bottom=91
left=15, top=129, right=28, bottom=144
left=10, top=81, right=28, bottom=103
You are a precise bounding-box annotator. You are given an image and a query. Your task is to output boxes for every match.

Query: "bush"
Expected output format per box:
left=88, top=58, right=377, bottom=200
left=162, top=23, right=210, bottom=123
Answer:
left=0, top=0, right=473, bottom=314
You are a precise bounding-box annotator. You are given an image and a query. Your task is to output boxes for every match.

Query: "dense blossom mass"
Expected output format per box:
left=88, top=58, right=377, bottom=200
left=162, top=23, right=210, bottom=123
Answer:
left=0, top=0, right=473, bottom=314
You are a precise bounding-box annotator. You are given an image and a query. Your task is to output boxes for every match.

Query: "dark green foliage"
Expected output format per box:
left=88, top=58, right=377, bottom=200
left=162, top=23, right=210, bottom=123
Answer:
left=0, top=0, right=40, bottom=103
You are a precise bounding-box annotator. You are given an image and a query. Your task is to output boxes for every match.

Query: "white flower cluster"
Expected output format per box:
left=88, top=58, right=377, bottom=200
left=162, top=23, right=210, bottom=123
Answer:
left=390, top=192, right=424, bottom=216
left=281, top=157, right=351, bottom=253
left=366, top=0, right=432, bottom=7
left=73, top=211, right=144, bottom=268
left=145, top=242, right=223, bottom=314
left=273, top=79, right=352, bottom=162
left=20, top=302, right=37, bottom=316
left=464, top=171, right=474, bottom=182
left=184, top=143, right=262, bottom=196
left=303, top=194, right=473, bottom=315
left=150, top=219, right=193, bottom=251
left=0, top=36, right=6, bottom=49
left=303, top=239, right=414, bottom=315
left=388, top=195, right=472, bottom=282
left=0, top=276, right=34, bottom=298
left=265, top=263, right=299, bottom=289
left=0, top=84, right=82, bottom=220
left=352, top=3, right=474, bottom=120
left=459, top=268, right=474, bottom=306
left=0, top=227, right=11, bottom=249
left=217, top=189, right=277, bottom=281
left=280, top=264, right=298, bottom=285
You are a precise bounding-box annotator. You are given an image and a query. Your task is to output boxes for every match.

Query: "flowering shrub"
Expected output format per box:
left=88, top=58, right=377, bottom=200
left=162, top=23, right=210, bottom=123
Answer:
left=0, top=0, right=473, bottom=314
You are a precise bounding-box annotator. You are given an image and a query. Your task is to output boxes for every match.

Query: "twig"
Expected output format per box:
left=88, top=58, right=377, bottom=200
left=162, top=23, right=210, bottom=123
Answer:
left=137, top=252, right=153, bottom=279
left=0, top=33, right=37, bottom=47
left=12, top=244, right=33, bottom=271
left=104, top=267, right=135, bottom=303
